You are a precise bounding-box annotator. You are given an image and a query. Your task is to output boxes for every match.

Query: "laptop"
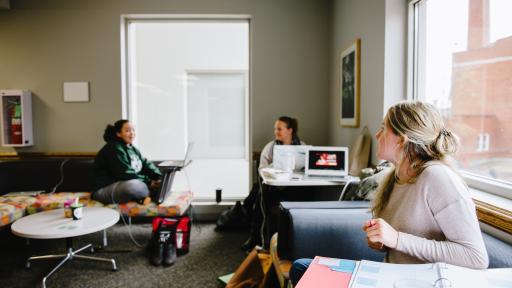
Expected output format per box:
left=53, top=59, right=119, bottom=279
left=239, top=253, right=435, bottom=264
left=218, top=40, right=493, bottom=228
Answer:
left=273, top=145, right=310, bottom=171
left=304, top=146, right=349, bottom=180
left=159, top=142, right=194, bottom=168
left=156, top=142, right=193, bottom=204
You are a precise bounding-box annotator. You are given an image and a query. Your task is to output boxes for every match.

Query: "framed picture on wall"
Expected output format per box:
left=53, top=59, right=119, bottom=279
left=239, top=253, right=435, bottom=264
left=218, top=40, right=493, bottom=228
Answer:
left=339, top=38, right=360, bottom=127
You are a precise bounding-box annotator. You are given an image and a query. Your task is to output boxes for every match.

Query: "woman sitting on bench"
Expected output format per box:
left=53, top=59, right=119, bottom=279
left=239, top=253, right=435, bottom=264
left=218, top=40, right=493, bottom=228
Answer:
left=93, top=119, right=162, bottom=205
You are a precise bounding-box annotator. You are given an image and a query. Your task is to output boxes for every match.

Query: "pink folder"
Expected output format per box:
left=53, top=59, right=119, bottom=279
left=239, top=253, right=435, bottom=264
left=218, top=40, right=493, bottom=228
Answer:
left=296, top=256, right=354, bottom=288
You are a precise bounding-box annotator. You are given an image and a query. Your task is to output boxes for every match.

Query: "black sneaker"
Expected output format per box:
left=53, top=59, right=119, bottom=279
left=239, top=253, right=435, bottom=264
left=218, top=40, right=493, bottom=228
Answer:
left=162, top=241, right=177, bottom=267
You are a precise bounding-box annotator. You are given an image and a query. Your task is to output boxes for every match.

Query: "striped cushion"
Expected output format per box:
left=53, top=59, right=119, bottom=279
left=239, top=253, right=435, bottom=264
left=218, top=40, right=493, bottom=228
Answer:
left=106, top=190, right=193, bottom=217
left=0, top=203, right=24, bottom=227
left=26, top=192, right=103, bottom=214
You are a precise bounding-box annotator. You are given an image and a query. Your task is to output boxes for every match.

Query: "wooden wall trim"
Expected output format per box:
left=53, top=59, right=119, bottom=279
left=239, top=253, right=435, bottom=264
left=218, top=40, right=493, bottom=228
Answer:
left=474, top=199, right=512, bottom=234
left=0, top=152, right=96, bottom=159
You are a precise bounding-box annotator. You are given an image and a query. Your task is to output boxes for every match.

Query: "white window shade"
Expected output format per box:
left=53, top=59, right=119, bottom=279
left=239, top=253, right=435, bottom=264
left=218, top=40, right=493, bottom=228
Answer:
left=187, top=72, right=247, bottom=159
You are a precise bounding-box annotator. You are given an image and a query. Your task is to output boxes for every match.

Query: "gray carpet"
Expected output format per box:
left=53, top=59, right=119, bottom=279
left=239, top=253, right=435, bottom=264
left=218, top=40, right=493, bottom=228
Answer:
left=0, top=221, right=249, bottom=288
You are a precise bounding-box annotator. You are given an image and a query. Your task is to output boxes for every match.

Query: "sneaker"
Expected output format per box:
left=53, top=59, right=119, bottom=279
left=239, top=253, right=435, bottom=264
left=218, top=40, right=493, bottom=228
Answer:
left=162, top=241, right=177, bottom=267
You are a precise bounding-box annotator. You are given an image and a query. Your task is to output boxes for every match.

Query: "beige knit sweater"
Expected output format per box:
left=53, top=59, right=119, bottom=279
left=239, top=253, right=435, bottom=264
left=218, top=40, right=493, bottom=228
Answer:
left=378, top=163, right=489, bottom=269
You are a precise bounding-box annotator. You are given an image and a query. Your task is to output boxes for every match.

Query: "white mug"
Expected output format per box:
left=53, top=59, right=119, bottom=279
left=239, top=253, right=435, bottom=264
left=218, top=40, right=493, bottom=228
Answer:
left=283, top=153, right=295, bottom=172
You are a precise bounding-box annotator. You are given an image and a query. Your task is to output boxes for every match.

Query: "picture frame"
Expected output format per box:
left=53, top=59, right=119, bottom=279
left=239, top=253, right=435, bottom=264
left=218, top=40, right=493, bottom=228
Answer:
left=339, top=39, right=360, bottom=127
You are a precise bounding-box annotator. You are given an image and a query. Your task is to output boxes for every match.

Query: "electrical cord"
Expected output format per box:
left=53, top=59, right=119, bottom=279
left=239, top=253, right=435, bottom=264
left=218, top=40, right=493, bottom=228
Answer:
left=110, top=181, right=146, bottom=248
left=110, top=164, right=193, bottom=248
left=50, top=159, right=69, bottom=194
left=258, top=173, right=266, bottom=249
left=338, top=178, right=355, bottom=201
left=181, top=166, right=195, bottom=229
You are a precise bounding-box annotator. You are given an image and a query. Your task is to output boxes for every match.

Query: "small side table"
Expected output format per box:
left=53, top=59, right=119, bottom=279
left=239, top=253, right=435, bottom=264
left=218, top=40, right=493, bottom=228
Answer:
left=11, top=207, right=120, bottom=288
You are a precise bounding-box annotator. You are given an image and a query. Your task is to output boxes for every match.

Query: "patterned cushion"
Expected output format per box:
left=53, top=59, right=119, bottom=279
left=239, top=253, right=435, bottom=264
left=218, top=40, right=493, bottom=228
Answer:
left=0, top=203, right=24, bottom=227
left=26, top=192, right=103, bottom=214
left=3, top=190, right=193, bottom=218
left=106, top=190, right=193, bottom=217
left=0, top=195, right=37, bottom=209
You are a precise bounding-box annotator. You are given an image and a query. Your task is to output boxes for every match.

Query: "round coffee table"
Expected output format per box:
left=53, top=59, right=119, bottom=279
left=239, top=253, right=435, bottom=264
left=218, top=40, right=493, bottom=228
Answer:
left=11, top=207, right=120, bottom=288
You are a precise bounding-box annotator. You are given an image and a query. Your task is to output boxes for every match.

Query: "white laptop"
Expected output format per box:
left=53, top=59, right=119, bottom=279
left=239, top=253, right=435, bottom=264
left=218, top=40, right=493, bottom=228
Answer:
left=304, top=146, right=349, bottom=179
left=159, top=142, right=194, bottom=168
left=273, top=145, right=310, bottom=171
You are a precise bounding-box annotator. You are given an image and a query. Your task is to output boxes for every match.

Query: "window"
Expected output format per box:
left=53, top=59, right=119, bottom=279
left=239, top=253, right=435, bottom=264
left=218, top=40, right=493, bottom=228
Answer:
left=410, top=0, right=512, bottom=195
left=122, top=17, right=250, bottom=201
left=476, top=133, right=490, bottom=152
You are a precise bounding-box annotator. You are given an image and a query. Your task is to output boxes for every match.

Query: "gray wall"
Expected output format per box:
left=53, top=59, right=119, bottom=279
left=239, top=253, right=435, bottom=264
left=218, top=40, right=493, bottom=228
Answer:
left=0, top=0, right=332, bottom=154
left=328, top=0, right=407, bottom=165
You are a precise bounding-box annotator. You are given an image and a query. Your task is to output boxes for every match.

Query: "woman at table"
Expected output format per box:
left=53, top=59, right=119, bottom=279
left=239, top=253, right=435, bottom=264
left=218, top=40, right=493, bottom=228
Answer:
left=241, top=116, right=305, bottom=250
left=258, top=116, right=305, bottom=169
left=289, top=101, right=488, bottom=285
left=93, top=119, right=162, bottom=205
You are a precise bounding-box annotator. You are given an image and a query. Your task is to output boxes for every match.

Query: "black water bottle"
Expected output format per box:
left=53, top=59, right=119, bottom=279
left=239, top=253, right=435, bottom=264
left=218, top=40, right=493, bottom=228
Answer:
left=215, top=188, right=222, bottom=203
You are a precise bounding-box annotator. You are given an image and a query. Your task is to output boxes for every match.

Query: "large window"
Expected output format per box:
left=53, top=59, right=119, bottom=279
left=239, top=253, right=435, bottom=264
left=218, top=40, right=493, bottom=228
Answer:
left=122, top=17, right=250, bottom=201
left=410, top=0, right=512, bottom=196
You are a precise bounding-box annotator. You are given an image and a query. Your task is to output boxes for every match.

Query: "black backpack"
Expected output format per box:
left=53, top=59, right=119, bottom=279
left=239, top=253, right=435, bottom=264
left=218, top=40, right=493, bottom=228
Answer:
left=215, top=200, right=249, bottom=231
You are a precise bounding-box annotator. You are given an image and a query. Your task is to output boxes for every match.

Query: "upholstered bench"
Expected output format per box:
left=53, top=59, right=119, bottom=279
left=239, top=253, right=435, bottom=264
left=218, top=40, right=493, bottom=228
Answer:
left=0, top=190, right=193, bottom=228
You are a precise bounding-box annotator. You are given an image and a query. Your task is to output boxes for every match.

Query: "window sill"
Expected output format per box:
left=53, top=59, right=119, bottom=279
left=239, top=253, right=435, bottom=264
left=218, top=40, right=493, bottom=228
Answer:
left=471, top=188, right=512, bottom=234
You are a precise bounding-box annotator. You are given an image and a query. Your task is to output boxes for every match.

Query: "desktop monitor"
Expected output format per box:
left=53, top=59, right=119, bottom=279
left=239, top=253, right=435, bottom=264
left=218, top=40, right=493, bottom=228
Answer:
left=305, top=146, right=349, bottom=177
left=272, top=145, right=310, bottom=171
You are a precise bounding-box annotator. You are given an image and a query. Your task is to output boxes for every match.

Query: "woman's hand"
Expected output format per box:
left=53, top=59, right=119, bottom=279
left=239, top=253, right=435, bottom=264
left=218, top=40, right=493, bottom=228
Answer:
left=363, top=218, right=399, bottom=249
left=363, top=220, right=384, bottom=250
left=366, top=237, right=385, bottom=251
left=150, top=179, right=161, bottom=190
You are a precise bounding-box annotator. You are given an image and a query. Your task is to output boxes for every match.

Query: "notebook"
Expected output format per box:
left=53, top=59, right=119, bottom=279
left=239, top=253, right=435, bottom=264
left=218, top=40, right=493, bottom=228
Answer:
left=297, top=256, right=512, bottom=288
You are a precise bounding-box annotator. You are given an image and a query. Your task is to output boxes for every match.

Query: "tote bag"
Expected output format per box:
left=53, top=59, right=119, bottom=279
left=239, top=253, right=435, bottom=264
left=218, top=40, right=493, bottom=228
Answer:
left=349, top=126, right=372, bottom=176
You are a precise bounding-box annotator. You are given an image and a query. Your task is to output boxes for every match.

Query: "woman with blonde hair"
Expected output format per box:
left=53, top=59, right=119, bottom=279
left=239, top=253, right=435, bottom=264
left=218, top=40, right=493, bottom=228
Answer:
left=290, top=101, right=488, bottom=286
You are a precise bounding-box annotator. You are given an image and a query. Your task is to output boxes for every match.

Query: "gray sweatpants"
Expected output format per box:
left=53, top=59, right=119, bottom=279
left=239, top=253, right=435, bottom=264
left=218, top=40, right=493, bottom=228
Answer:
left=93, top=179, right=149, bottom=204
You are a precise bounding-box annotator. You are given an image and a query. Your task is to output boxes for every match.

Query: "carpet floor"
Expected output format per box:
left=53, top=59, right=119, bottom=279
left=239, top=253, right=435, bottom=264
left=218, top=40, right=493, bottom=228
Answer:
left=0, top=221, right=249, bottom=288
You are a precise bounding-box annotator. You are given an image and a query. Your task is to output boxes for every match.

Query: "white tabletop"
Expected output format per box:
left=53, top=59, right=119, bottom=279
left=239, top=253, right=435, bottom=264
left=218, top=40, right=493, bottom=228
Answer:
left=259, top=169, right=358, bottom=187
left=11, top=207, right=120, bottom=239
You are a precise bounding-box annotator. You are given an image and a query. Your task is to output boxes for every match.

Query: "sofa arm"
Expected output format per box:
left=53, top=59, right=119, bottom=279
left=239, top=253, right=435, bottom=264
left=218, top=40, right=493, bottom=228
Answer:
left=278, top=201, right=371, bottom=259
left=280, top=206, right=385, bottom=262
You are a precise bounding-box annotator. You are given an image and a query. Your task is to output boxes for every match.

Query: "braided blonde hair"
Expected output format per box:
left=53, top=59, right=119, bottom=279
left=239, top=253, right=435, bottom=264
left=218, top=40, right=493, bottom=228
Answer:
left=371, top=101, right=459, bottom=216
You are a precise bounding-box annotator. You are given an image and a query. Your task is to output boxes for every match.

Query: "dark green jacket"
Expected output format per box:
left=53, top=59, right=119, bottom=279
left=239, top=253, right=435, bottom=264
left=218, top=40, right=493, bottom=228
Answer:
left=94, top=140, right=162, bottom=190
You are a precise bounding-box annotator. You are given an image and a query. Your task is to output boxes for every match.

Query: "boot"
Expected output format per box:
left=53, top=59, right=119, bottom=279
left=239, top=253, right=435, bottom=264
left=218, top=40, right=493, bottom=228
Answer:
left=162, top=239, right=177, bottom=267
left=149, top=235, right=164, bottom=266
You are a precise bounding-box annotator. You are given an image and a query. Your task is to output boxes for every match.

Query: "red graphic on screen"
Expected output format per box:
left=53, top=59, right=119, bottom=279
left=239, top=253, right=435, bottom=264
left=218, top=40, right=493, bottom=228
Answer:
left=315, top=153, right=338, bottom=167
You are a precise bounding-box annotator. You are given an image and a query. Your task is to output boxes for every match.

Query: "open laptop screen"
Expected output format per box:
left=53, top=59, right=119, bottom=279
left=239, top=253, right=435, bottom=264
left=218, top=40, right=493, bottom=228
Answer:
left=305, top=146, right=349, bottom=177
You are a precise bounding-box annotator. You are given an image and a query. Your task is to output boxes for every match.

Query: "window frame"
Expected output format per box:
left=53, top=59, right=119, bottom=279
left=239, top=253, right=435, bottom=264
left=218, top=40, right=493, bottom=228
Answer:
left=407, top=0, right=512, bottom=201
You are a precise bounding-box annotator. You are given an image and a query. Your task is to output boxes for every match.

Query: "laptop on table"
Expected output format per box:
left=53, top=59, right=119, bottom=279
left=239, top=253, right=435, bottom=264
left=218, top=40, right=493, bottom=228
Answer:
left=156, top=142, right=194, bottom=204
left=272, top=145, right=311, bottom=171
left=304, top=146, right=350, bottom=181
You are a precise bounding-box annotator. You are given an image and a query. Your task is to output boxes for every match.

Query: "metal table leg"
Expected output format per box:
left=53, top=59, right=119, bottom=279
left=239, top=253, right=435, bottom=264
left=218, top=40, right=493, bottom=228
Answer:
left=26, top=237, right=117, bottom=288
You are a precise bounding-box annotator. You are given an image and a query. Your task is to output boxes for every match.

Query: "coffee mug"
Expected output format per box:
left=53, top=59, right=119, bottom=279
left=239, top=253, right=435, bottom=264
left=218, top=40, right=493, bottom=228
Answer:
left=71, top=203, right=83, bottom=220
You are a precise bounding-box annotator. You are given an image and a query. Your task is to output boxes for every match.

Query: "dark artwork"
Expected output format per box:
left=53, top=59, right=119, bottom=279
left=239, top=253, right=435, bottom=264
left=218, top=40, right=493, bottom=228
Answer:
left=341, top=51, right=355, bottom=118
